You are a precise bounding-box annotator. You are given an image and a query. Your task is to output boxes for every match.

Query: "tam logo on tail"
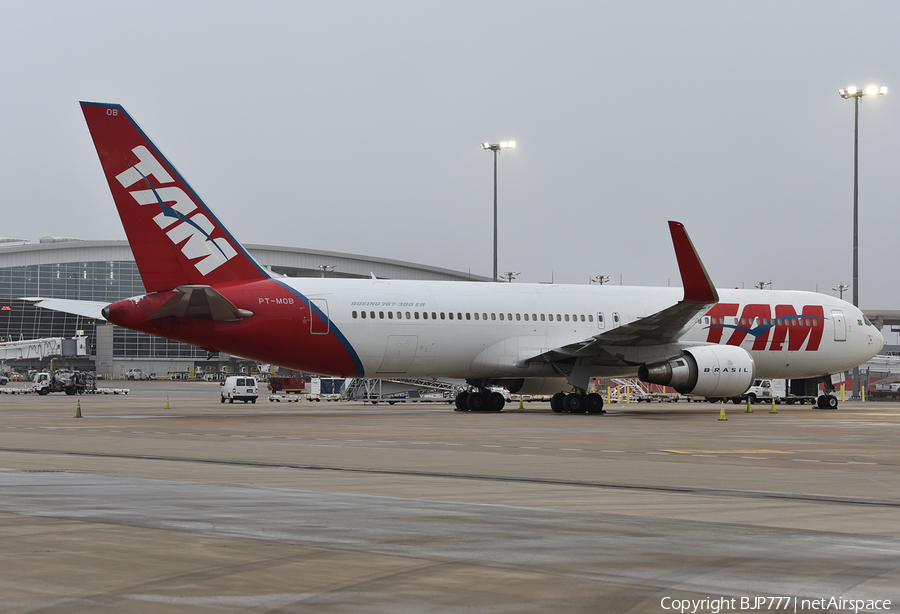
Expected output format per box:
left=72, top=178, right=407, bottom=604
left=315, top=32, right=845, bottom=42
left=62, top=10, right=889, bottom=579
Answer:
left=115, top=146, right=237, bottom=276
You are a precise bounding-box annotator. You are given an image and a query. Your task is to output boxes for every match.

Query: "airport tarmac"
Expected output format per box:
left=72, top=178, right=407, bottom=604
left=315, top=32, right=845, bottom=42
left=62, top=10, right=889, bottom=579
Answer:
left=1, top=380, right=898, bottom=613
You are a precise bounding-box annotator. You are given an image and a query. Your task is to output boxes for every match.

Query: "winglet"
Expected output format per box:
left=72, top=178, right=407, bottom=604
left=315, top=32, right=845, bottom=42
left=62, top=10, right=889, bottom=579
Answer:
left=668, top=221, right=718, bottom=305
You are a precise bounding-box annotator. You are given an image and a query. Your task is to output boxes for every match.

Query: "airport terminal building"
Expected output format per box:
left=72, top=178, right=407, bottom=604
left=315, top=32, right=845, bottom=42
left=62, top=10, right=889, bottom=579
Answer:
left=0, top=237, right=488, bottom=377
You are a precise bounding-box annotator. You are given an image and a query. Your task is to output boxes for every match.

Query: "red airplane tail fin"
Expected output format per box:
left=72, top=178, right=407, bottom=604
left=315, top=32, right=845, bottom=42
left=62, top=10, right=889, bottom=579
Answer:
left=80, top=102, right=269, bottom=292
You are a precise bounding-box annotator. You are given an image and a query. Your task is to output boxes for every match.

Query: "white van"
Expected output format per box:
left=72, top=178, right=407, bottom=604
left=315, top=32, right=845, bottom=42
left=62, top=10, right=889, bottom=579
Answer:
left=221, top=376, right=259, bottom=403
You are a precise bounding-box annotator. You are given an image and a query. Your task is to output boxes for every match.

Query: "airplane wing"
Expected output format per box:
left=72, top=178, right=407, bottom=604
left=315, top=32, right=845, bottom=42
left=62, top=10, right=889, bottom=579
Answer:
left=22, top=298, right=110, bottom=320
left=523, top=221, right=719, bottom=366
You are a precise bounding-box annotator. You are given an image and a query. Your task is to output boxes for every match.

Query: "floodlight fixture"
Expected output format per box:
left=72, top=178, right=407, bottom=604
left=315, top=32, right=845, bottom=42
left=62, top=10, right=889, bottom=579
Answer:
left=839, top=85, right=887, bottom=99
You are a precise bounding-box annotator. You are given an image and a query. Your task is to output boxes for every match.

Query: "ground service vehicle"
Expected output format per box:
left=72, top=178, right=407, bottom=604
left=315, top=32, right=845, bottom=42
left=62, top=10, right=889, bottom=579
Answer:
left=32, top=369, right=94, bottom=395
left=268, top=376, right=306, bottom=393
left=221, top=376, right=259, bottom=403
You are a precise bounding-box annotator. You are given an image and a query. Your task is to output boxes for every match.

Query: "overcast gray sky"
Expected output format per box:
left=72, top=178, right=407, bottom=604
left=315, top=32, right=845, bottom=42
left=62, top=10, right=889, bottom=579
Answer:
left=2, top=2, right=897, bottom=313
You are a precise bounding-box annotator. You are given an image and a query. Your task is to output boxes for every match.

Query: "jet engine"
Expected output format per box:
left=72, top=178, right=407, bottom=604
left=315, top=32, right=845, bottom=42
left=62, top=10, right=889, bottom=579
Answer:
left=638, top=345, right=756, bottom=398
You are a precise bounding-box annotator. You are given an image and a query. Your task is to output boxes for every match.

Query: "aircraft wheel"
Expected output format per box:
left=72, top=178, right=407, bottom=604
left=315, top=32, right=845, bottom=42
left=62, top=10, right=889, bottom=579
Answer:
left=229, top=398, right=234, bottom=404
left=585, top=393, right=605, bottom=414
left=467, top=392, right=486, bottom=412
left=564, top=393, right=585, bottom=414
left=550, top=392, right=566, bottom=413
left=488, top=391, right=506, bottom=412
left=220, top=397, right=225, bottom=403
left=820, top=394, right=838, bottom=410
left=454, top=392, right=469, bottom=411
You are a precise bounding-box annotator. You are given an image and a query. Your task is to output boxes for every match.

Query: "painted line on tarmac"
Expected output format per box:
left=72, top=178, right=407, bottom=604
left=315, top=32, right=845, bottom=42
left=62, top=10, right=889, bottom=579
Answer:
left=1, top=445, right=899, bottom=509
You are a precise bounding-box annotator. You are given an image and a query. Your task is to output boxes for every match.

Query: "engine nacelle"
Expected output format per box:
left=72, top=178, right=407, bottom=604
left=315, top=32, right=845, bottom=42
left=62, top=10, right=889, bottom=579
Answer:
left=638, top=345, right=756, bottom=398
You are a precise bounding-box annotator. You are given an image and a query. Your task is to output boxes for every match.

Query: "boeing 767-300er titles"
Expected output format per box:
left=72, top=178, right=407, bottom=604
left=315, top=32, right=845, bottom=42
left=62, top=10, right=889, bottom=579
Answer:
left=29, top=102, right=884, bottom=413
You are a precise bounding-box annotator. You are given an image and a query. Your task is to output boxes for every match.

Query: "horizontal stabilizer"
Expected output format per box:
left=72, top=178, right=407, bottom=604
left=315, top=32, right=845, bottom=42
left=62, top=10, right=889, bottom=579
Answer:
left=22, top=298, right=110, bottom=320
left=146, top=285, right=254, bottom=322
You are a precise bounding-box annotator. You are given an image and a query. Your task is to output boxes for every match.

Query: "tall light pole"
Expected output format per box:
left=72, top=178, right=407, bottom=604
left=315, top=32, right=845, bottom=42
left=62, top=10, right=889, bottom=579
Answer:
left=481, top=141, right=515, bottom=282
left=839, top=84, right=886, bottom=398
left=833, top=283, right=850, bottom=300
left=591, top=275, right=611, bottom=285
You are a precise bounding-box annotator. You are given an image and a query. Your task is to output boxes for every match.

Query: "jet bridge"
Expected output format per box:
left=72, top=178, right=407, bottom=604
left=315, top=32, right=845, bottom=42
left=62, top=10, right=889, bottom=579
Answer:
left=0, top=337, right=87, bottom=361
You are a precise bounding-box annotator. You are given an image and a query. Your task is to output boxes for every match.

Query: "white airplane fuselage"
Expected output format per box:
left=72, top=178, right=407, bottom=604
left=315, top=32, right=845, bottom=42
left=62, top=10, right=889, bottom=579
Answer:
left=214, top=277, right=882, bottom=383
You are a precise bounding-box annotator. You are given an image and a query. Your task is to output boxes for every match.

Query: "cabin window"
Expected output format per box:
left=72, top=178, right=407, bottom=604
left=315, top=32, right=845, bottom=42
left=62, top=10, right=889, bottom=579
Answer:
left=556, top=314, right=561, bottom=322
left=813, top=319, right=818, bottom=326
left=414, top=312, right=419, bottom=319
left=540, top=314, right=546, bottom=321
left=499, top=313, right=505, bottom=321
left=482, top=313, right=487, bottom=320
left=466, top=313, right=471, bottom=320
left=613, top=313, right=620, bottom=325
left=516, top=313, right=521, bottom=321
left=458, top=312, right=462, bottom=320
left=491, top=313, right=496, bottom=320
left=588, top=315, right=593, bottom=322
left=532, top=314, right=537, bottom=320
left=360, top=311, right=366, bottom=319
left=379, top=311, right=384, bottom=319
left=440, top=312, right=445, bottom=320
left=507, top=313, right=512, bottom=321
left=423, top=312, right=428, bottom=320
left=474, top=313, right=479, bottom=320
left=524, top=313, right=529, bottom=321
left=352, top=311, right=358, bottom=318
left=565, top=314, right=570, bottom=322
left=449, top=312, right=454, bottom=320
left=432, top=312, right=437, bottom=319
left=388, top=312, right=393, bottom=319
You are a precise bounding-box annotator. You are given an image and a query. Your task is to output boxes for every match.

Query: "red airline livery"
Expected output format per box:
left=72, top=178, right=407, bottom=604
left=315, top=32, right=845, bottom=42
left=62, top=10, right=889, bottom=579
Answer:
left=30, top=102, right=884, bottom=413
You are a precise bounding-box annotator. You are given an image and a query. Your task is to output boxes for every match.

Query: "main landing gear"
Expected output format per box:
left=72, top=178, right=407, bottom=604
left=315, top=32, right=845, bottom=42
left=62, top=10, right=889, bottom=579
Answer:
left=454, top=389, right=506, bottom=412
left=550, top=391, right=605, bottom=414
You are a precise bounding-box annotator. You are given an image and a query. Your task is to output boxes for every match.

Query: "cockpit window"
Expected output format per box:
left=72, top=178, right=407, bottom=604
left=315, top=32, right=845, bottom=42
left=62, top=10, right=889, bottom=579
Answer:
left=862, top=314, right=873, bottom=326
